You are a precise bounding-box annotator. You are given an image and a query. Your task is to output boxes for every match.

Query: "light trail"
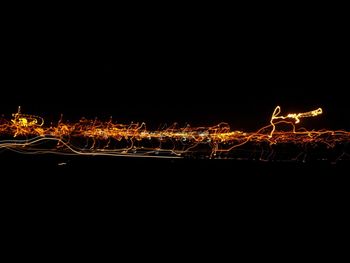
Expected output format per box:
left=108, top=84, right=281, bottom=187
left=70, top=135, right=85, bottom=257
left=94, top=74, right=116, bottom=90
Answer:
left=0, top=106, right=349, bottom=161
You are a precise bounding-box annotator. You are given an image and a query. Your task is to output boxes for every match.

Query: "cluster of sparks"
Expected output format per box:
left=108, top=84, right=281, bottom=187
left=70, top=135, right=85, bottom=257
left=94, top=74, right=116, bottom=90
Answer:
left=0, top=106, right=349, bottom=161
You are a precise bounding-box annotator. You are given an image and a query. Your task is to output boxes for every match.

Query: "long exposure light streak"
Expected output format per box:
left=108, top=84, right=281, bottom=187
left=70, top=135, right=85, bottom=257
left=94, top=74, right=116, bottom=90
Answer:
left=0, top=106, right=349, bottom=161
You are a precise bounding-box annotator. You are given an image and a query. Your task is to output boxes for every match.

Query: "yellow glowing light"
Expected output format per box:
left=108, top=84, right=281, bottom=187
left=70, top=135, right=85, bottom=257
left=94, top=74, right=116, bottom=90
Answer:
left=269, top=106, right=323, bottom=137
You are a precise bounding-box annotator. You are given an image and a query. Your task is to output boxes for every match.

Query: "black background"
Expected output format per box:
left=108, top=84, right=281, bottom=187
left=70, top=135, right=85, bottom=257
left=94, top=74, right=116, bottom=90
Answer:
left=2, top=11, right=348, bottom=131
left=1, top=7, right=349, bottom=244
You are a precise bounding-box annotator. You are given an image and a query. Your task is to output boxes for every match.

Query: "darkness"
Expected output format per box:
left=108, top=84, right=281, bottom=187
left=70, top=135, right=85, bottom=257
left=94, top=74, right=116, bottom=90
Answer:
left=1, top=8, right=349, bottom=244
left=2, top=14, right=348, bottom=130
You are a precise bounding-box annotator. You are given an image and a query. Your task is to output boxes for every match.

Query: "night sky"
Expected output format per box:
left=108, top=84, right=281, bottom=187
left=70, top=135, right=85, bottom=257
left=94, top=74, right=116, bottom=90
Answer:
left=3, top=16, right=348, bottom=130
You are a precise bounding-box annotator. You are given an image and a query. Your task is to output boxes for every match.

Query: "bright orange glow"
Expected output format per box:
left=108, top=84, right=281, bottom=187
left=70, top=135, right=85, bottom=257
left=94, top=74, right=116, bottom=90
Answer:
left=269, top=106, right=323, bottom=137
left=0, top=106, right=349, bottom=161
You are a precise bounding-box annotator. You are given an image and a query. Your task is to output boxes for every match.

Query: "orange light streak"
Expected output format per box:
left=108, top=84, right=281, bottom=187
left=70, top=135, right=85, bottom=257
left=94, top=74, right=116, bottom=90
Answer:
left=0, top=106, right=349, bottom=160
